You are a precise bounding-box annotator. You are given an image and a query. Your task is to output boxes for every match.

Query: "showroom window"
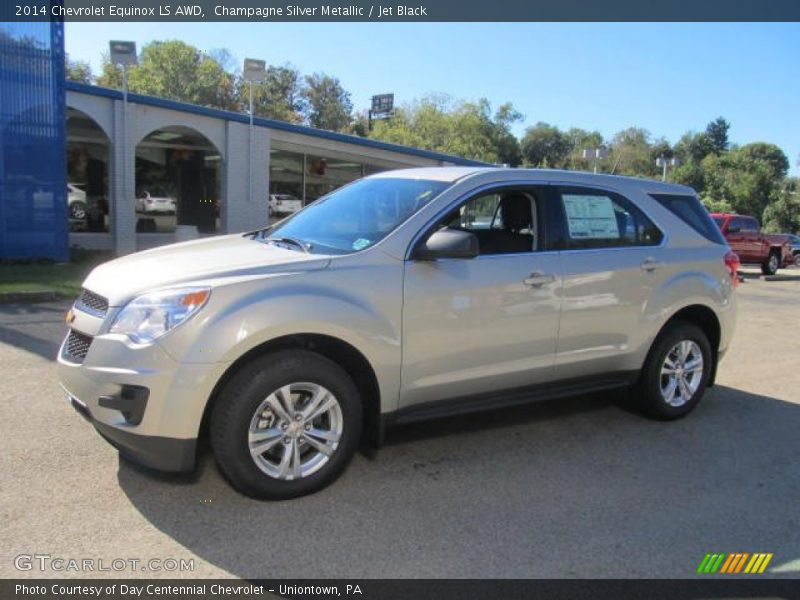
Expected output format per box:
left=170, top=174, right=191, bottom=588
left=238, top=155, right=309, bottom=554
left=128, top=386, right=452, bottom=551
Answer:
left=269, top=149, right=389, bottom=208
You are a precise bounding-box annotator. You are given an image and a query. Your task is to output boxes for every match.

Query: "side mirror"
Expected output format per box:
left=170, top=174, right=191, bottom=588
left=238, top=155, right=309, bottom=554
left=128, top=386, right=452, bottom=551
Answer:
left=415, top=229, right=479, bottom=260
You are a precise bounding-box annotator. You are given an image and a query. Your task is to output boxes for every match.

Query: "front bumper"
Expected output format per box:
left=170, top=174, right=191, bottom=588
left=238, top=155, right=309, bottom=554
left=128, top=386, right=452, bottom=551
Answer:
left=57, top=325, right=229, bottom=473
left=68, top=395, right=196, bottom=472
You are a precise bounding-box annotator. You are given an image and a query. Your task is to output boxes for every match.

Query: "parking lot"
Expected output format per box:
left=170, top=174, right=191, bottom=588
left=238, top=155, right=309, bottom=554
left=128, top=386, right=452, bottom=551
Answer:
left=0, top=267, right=798, bottom=579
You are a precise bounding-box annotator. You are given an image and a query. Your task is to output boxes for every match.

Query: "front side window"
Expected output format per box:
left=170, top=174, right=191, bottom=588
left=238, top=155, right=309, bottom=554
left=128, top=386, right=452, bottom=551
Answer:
left=435, top=189, right=540, bottom=255
left=263, top=177, right=449, bottom=254
left=559, top=188, right=663, bottom=249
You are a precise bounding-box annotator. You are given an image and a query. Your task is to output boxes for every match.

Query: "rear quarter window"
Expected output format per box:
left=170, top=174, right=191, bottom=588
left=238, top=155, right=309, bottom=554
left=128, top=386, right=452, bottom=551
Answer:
left=648, top=193, right=727, bottom=245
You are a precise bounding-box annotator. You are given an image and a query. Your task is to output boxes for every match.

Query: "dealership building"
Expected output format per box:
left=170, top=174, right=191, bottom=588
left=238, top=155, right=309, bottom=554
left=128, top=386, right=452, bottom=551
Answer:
left=1, top=21, right=485, bottom=260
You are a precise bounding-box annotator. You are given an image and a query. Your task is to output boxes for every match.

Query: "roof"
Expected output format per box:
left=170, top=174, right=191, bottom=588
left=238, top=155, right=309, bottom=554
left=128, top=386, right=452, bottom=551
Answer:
left=371, top=166, right=698, bottom=193
left=65, top=81, right=490, bottom=167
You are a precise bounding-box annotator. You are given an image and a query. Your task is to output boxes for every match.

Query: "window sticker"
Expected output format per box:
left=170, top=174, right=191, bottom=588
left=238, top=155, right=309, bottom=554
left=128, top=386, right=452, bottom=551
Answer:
left=562, top=194, right=620, bottom=239
left=352, top=238, right=371, bottom=251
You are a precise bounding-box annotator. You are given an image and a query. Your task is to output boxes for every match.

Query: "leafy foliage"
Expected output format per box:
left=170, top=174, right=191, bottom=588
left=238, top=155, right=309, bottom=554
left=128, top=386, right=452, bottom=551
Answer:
left=303, top=73, right=353, bottom=132
left=370, top=95, right=522, bottom=165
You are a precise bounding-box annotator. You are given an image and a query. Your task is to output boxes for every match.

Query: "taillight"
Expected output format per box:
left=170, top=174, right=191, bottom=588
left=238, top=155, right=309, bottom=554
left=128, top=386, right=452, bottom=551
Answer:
left=724, top=251, right=740, bottom=288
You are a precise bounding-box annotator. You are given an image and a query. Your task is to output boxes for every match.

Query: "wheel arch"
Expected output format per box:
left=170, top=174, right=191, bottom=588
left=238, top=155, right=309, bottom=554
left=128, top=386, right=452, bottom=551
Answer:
left=199, top=333, right=384, bottom=448
left=656, top=304, right=722, bottom=386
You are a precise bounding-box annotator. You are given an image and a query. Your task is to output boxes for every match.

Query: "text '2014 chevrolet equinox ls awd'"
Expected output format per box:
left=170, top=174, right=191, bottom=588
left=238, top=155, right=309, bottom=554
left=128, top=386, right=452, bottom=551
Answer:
left=58, top=168, right=738, bottom=499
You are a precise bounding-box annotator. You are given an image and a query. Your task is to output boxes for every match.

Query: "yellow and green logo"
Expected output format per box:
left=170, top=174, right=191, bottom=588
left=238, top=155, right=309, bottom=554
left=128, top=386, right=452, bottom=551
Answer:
left=697, top=552, right=773, bottom=574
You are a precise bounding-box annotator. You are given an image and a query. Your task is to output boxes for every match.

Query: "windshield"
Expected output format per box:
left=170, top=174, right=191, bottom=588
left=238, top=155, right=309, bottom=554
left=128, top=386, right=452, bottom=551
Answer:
left=261, top=177, right=450, bottom=254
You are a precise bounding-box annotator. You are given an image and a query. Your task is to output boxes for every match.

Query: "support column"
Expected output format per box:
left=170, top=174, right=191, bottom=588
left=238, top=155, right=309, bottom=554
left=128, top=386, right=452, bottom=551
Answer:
left=224, top=121, right=270, bottom=233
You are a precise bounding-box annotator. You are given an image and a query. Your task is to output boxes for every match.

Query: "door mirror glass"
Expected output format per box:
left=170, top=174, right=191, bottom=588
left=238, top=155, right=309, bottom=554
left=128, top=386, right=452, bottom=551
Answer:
left=415, top=229, right=479, bottom=260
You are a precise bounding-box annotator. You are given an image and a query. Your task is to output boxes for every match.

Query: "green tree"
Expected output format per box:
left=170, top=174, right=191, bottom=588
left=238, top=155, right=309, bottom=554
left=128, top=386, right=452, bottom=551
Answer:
left=675, top=131, right=713, bottom=163
left=563, top=128, right=605, bottom=171
left=302, top=73, right=353, bottom=132
left=736, top=142, right=789, bottom=179
left=762, top=179, right=800, bottom=233
left=97, top=41, right=237, bottom=110
left=520, top=123, right=571, bottom=168
left=701, top=144, right=788, bottom=219
left=95, top=52, right=123, bottom=88
left=705, top=117, right=730, bottom=155
left=608, top=127, right=657, bottom=177
left=246, top=65, right=306, bottom=123
left=65, top=56, right=92, bottom=84
left=370, top=95, right=522, bottom=165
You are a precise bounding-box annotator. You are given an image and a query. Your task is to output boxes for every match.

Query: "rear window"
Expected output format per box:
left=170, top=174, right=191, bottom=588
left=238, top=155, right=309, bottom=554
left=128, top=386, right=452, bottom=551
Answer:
left=649, top=193, right=726, bottom=245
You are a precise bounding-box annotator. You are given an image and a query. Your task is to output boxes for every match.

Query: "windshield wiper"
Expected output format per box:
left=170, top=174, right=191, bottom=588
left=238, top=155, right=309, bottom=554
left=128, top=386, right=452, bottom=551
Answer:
left=263, top=236, right=311, bottom=253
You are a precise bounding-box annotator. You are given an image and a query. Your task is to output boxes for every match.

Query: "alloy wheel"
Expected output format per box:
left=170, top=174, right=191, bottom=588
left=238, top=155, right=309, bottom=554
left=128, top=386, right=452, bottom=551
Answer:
left=659, top=340, right=704, bottom=407
left=247, top=382, right=343, bottom=480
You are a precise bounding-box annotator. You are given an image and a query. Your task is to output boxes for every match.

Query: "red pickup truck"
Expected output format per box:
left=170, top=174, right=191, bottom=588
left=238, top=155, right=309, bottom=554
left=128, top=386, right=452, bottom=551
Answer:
left=711, top=213, right=792, bottom=275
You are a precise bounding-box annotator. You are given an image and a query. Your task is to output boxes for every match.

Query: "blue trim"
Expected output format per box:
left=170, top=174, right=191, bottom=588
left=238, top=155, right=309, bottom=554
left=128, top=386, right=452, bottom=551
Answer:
left=65, top=81, right=490, bottom=167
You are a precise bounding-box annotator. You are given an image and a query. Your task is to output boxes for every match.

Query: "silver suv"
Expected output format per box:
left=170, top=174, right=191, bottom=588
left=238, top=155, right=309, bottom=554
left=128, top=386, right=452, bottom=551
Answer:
left=58, top=168, right=738, bottom=499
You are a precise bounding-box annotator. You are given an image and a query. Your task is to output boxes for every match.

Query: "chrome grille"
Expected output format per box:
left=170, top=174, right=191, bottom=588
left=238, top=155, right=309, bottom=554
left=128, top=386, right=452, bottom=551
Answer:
left=64, top=330, right=93, bottom=362
left=77, top=289, right=108, bottom=316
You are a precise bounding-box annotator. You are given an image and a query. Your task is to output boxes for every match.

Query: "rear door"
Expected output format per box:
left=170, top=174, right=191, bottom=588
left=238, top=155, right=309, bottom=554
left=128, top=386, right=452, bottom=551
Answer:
left=552, top=186, right=666, bottom=380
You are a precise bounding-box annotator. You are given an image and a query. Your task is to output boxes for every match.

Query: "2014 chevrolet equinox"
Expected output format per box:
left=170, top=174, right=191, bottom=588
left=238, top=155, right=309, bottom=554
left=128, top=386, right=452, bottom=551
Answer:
left=58, top=168, right=738, bottom=499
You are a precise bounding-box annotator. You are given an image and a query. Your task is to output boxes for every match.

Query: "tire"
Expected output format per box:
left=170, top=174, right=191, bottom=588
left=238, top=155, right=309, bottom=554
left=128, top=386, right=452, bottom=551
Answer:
left=635, top=321, right=712, bottom=420
left=794, top=253, right=800, bottom=268
left=69, top=201, right=87, bottom=220
left=210, top=350, right=362, bottom=499
left=761, top=251, right=780, bottom=275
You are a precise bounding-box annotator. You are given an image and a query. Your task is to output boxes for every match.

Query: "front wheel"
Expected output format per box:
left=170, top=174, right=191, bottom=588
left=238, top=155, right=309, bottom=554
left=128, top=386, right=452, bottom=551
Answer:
left=69, top=201, right=87, bottom=220
left=635, top=322, right=712, bottom=420
left=210, top=350, right=362, bottom=499
left=794, top=253, right=800, bottom=268
left=761, top=251, right=780, bottom=275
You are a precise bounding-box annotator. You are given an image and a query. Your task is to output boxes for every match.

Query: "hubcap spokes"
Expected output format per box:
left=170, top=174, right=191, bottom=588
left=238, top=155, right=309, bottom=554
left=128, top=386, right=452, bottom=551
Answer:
left=248, top=382, right=342, bottom=480
left=660, top=340, right=703, bottom=407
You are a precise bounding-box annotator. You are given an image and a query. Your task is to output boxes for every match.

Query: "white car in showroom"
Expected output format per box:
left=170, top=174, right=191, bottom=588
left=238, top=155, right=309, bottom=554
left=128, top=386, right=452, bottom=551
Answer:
left=68, top=183, right=87, bottom=220
left=268, top=193, right=303, bottom=217
left=135, top=190, right=177, bottom=214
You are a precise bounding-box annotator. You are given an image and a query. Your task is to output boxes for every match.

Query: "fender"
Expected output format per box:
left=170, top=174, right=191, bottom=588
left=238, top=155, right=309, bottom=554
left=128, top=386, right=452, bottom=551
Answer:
left=159, top=266, right=404, bottom=415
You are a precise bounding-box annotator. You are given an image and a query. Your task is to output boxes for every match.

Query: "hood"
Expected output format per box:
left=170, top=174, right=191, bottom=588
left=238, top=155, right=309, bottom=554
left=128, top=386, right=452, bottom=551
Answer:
left=82, top=234, right=331, bottom=306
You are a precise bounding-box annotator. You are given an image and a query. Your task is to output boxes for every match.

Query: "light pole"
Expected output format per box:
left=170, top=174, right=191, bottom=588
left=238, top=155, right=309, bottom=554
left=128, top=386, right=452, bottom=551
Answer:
left=243, top=58, right=266, bottom=203
left=656, top=156, right=680, bottom=182
left=109, top=41, right=137, bottom=243
left=582, top=147, right=608, bottom=173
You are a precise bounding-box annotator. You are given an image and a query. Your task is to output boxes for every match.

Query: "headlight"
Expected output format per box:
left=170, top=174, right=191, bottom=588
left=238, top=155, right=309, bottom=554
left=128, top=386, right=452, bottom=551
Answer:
left=109, top=287, right=210, bottom=344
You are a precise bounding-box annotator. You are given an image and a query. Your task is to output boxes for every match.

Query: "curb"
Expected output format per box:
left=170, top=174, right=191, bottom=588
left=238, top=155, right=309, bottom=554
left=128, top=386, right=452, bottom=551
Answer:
left=0, top=291, right=59, bottom=304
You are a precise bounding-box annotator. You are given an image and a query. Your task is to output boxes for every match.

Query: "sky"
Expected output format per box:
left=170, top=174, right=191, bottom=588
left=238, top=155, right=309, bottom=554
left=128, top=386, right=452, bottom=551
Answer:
left=65, top=22, right=800, bottom=175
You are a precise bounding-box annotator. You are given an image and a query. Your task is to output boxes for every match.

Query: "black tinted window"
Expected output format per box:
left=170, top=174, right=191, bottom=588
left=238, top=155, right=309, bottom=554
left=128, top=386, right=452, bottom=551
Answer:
left=649, top=193, right=727, bottom=245
left=559, top=188, right=662, bottom=249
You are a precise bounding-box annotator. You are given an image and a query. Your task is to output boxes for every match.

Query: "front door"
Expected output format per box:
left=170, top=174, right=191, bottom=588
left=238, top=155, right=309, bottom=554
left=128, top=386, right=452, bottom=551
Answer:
left=400, top=186, right=562, bottom=409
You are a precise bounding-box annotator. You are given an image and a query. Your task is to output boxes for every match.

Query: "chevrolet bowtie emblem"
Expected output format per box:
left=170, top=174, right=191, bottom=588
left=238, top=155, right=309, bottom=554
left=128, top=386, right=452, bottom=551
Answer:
left=66, top=308, right=75, bottom=324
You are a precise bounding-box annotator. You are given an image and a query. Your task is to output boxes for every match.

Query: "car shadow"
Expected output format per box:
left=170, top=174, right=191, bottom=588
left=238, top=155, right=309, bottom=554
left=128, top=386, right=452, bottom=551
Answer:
left=116, top=385, right=800, bottom=578
left=0, top=301, right=70, bottom=361
left=738, top=270, right=800, bottom=283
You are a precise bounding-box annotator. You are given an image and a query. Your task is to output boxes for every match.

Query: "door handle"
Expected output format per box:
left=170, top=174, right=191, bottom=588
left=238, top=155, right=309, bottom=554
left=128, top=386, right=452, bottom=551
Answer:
left=640, top=258, right=665, bottom=272
left=523, top=272, right=555, bottom=287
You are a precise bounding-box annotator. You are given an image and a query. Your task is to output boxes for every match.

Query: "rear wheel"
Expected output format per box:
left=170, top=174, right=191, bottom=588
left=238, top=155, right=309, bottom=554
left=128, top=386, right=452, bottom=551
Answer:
left=210, top=350, right=362, bottom=499
left=794, top=253, right=800, bottom=268
left=635, top=322, right=712, bottom=420
left=761, top=251, right=780, bottom=275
